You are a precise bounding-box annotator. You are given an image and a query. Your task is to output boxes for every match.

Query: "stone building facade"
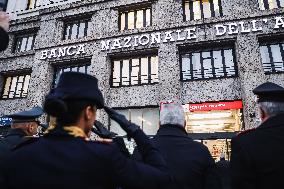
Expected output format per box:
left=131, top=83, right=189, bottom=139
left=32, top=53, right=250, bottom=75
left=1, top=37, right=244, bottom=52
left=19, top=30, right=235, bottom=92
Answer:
left=0, top=0, right=284, bottom=159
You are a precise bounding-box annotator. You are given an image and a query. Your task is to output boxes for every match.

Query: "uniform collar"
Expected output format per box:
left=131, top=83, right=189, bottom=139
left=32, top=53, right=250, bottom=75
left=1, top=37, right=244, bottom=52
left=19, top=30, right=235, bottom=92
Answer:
left=6, top=128, right=27, bottom=137
left=44, top=125, right=88, bottom=140
left=258, top=113, right=284, bottom=129
left=156, top=124, right=188, bottom=137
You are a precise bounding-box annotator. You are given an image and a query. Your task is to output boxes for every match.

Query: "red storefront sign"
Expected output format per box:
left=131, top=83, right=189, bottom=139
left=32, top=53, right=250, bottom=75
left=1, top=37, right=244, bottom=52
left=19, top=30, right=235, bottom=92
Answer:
left=188, top=101, right=243, bottom=112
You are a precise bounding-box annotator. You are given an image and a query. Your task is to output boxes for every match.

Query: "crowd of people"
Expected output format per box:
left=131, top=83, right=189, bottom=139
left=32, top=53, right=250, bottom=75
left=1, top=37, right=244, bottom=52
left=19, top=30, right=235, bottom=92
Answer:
left=1, top=11, right=284, bottom=189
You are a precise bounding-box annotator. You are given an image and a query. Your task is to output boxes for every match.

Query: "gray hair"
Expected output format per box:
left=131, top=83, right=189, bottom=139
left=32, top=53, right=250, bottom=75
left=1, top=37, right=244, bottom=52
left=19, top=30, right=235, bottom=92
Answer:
left=160, top=103, right=185, bottom=127
left=258, top=101, right=284, bottom=117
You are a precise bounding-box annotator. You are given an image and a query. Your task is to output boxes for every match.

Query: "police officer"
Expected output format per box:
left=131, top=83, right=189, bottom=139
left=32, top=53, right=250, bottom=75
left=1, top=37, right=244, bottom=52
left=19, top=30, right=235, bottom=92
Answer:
left=230, top=82, right=284, bottom=189
left=0, top=106, right=43, bottom=160
left=0, top=72, right=174, bottom=189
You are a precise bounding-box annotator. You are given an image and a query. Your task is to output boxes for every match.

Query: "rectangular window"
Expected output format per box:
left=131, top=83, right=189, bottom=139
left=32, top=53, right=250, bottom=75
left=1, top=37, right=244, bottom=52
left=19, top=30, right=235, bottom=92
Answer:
left=14, top=34, right=36, bottom=53
left=2, top=74, right=31, bottom=99
left=260, top=42, right=284, bottom=74
left=119, top=7, right=151, bottom=30
left=111, top=55, right=159, bottom=87
left=183, top=0, right=222, bottom=21
left=26, top=0, right=38, bottom=9
left=181, top=48, right=237, bottom=81
left=258, top=0, right=284, bottom=10
left=110, top=108, right=159, bottom=136
left=53, top=64, right=90, bottom=87
left=63, top=18, right=91, bottom=40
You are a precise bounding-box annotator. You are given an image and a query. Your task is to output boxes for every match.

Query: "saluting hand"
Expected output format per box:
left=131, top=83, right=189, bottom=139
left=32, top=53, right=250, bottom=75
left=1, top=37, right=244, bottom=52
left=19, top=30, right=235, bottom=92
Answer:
left=104, top=106, right=140, bottom=137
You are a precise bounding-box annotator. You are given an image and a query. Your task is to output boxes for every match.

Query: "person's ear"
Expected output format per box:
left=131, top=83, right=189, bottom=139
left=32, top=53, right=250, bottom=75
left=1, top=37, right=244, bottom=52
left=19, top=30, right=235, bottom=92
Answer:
left=260, top=107, right=267, bottom=122
left=84, top=106, right=96, bottom=120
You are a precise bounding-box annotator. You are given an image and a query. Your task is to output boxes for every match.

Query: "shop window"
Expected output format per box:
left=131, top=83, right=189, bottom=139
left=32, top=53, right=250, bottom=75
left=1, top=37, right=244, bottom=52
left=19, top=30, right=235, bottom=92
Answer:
left=14, top=33, right=36, bottom=53
left=1, top=73, right=31, bottom=99
left=63, top=18, right=91, bottom=40
left=181, top=48, right=237, bottom=81
left=260, top=42, right=284, bottom=74
left=53, top=64, right=90, bottom=87
left=119, top=7, right=151, bottom=30
left=201, top=139, right=231, bottom=161
left=258, top=0, right=284, bottom=10
left=111, top=55, right=158, bottom=87
left=110, top=108, right=159, bottom=136
left=183, top=0, right=222, bottom=21
left=184, top=101, right=243, bottom=133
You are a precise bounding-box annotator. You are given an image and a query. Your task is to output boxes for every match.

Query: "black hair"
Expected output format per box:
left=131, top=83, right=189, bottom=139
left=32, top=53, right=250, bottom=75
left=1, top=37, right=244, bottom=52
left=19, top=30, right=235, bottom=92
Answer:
left=44, top=98, right=96, bottom=126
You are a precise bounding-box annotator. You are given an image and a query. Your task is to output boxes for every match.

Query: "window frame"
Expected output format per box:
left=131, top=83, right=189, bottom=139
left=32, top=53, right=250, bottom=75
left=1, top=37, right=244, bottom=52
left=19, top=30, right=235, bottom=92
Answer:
left=108, top=105, right=159, bottom=133
left=118, top=6, right=152, bottom=31
left=52, top=61, right=91, bottom=88
left=1, top=69, right=32, bottom=100
left=259, top=41, right=284, bottom=74
left=110, top=54, right=159, bottom=88
left=258, top=0, right=284, bottom=10
left=180, top=47, right=238, bottom=82
left=62, top=17, right=91, bottom=40
left=183, top=0, right=223, bottom=21
left=13, top=33, right=37, bottom=53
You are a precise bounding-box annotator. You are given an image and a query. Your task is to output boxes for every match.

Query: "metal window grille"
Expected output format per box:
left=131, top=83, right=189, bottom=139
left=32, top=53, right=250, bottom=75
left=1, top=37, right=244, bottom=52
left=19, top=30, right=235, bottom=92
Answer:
left=181, top=48, right=237, bottom=81
left=183, top=0, right=223, bottom=21
left=64, top=19, right=91, bottom=40
left=260, top=42, right=284, bottom=74
left=111, top=55, right=158, bottom=87
left=2, top=74, right=31, bottom=99
left=14, top=34, right=36, bottom=53
left=258, top=0, right=284, bottom=10
left=53, top=64, right=90, bottom=87
left=119, top=7, right=152, bottom=31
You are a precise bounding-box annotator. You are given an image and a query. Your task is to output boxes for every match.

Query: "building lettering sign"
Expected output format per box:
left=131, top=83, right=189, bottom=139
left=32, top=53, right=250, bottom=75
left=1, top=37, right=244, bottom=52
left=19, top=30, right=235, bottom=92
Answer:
left=101, top=17, right=284, bottom=52
left=40, top=44, right=86, bottom=60
left=39, top=17, right=284, bottom=57
left=188, top=100, right=243, bottom=112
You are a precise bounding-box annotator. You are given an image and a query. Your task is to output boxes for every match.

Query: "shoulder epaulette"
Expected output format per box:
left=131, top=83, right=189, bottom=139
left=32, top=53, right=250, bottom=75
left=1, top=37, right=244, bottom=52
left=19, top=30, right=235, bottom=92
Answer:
left=12, top=137, right=39, bottom=150
left=237, top=128, right=256, bottom=136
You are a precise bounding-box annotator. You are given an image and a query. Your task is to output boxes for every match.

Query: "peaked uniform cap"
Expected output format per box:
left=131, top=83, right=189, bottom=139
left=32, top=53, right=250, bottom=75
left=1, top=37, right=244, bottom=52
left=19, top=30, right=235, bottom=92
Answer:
left=253, top=82, right=284, bottom=102
left=7, top=106, right=43, bottom=123
left=46, top=72, right=104, bottom=108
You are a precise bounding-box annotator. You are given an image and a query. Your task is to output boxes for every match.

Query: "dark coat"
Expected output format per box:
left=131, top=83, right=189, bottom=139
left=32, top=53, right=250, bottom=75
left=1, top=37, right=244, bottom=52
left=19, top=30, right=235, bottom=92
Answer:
left=215, top=158, right=231, bottom=189
left=0, top=27, right=9, bottom=51
left=0, top=128, right=27, bottom=160
left=0, top=129, right=174, bottom=189
left=133, top=125, right=218, bottom=189
left=230, top=114, right=284, bottom=189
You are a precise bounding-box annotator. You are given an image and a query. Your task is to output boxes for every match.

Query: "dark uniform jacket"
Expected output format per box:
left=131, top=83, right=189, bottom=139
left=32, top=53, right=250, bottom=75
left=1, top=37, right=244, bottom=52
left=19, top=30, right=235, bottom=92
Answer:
left=0, top=129, right=174, bottom=189
left=0, top=129, right=27, bottom=160
left=215, top=159, right=231, bottom=189
left=133, top=125, right=218, bottom=189
left=0, top=27, right=9, bottom=51
left=230, top=113, right=284, bottom=189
